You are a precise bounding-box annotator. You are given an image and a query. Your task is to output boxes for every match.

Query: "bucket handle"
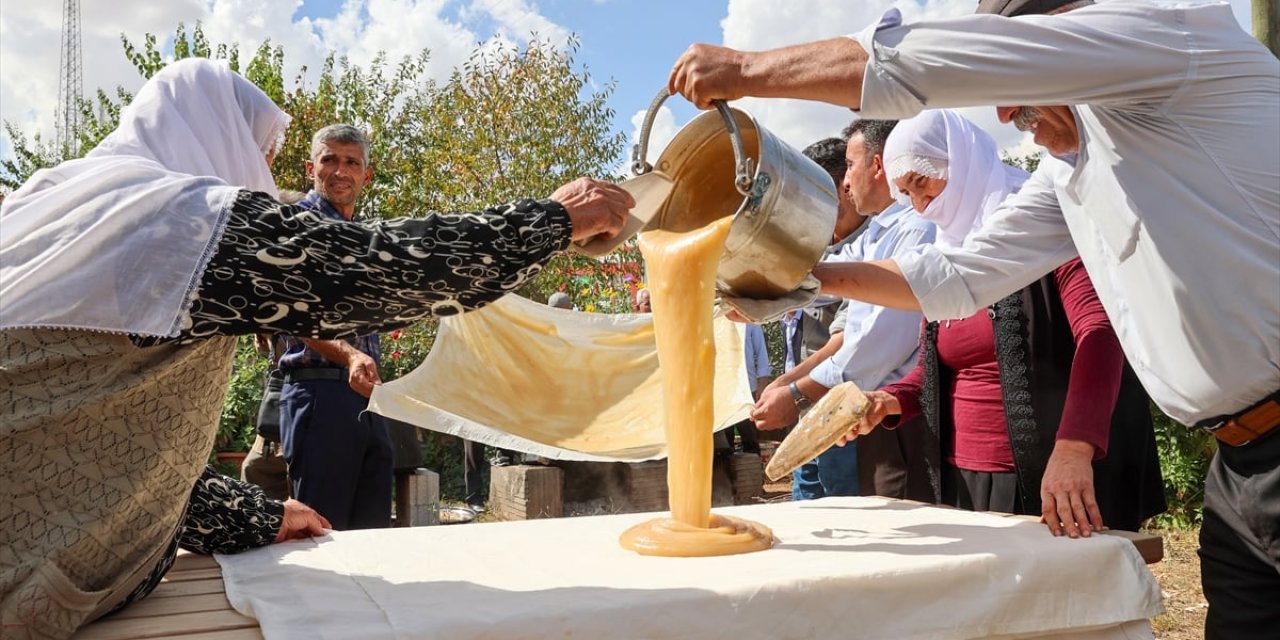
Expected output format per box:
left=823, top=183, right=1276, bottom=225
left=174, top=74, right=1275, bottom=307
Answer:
left=631, top=88, right=756, bottom=197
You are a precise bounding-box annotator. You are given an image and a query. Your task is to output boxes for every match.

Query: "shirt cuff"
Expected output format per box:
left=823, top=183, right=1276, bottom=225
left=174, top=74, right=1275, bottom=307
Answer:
left=537, top=198, right=574, bottom=253
left=895, top=246, right=981, bottom=322
left=847, top=9, right=927, bottom=120
left=808, top=360, right=840, bottom=390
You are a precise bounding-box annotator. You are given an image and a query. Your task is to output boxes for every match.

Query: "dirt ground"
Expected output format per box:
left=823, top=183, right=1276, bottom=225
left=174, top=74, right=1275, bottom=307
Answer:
left=1148, top=527, right=1207, bottom=638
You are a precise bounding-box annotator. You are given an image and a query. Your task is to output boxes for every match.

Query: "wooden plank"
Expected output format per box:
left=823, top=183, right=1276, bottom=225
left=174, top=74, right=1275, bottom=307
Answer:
left=1098, top=528, right=1164, bottom=565
left=107, top=593, right=234, bottom=620
left=1002, top=513, right=1163, bottom=564
left=170, top=552, right=219, bottom=572
left=149, top=578, right=226, bottom=598
left=148, top=630, right=263, bottom=640
left=162, top=568, right=222, bottom=582
left=73, top=610, right=257, bottom=640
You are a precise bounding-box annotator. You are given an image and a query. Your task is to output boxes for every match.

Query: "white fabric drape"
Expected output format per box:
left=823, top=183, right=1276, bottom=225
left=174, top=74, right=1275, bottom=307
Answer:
left=0, top=58, right=289, bottom=337
left=883, top=109, right=1028, bottom=247
left=216, top=497, right=1163, bottom=640
left=368, top=294, right=754, bottom=462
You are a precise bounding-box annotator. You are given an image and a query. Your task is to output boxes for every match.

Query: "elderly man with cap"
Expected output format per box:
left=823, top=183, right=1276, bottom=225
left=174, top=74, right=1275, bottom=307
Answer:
left=667, top=0, right=1279, bottom=636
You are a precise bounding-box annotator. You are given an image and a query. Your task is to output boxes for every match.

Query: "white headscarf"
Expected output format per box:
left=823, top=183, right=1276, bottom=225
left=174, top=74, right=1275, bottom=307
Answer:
left=0, top=58, right=291, bottom=337
left=883, top=110, right=1028, bottom=248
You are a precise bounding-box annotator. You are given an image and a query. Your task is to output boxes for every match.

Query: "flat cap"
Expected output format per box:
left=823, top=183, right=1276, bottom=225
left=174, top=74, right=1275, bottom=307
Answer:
left=975, top=0, right=1079, bottom=17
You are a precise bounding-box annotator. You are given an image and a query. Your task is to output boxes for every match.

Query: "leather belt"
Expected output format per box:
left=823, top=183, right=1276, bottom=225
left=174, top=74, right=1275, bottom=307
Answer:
left=282, top=368, right=347, bottom=384
left=1200, top=390, right=1280, bottom=447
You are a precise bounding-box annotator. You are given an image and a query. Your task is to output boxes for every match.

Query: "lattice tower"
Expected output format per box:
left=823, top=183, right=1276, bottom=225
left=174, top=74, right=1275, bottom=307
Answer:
left=55, top=0, right=83, bottom=155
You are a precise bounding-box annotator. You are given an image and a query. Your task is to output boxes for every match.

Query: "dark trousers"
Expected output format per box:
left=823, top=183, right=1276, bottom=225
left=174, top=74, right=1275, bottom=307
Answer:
left=943, top=465, right=1023, bottom=514
left=1200, top=430, right=1280, bottom=639
left=280, top=379, right=393, bottom=530
left=857, top=416, right=935, bottom=503
left=727, top=418, right=760, bottom=454
left=463, top=440, right=515, bottom=506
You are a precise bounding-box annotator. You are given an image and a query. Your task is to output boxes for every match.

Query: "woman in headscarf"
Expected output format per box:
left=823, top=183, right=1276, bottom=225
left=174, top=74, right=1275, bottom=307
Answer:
left=840, top=109, right=1164, bottom=537
left=0, top=58, right=630, bottom=638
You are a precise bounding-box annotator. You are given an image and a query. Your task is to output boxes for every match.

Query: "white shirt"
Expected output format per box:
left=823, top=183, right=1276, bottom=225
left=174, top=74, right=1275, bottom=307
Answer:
left=744, top=323, right=772, bottom=393
left=852, top=0, right=1280, bottom=425
left=809, top=203, right=936, bottom=390
left=780, top=312, right=801, bottom=372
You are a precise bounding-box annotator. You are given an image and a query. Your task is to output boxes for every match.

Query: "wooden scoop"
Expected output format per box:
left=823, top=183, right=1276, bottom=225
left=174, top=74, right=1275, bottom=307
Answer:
left=764, top=381, right=870, bottom=481
left=572, top=171, right=674, bottom=257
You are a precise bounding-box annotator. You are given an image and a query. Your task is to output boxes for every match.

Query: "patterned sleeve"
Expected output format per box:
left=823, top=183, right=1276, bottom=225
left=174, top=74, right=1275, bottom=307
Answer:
left=180, top=190, right=574, bottom=340
left=179, top=465, right=284, bottom=555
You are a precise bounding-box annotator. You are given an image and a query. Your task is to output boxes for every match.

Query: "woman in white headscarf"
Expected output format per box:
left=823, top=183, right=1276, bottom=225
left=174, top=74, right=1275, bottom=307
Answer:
left=842, top=110, right=1164, bottom=539
left=0, top=58, right=630, bottom=638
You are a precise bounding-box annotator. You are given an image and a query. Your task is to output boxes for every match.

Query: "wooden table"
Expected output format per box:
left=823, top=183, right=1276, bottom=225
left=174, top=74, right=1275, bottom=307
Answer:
left=72, top=552, right=260, bottom=640
left=73, top=508, right=1163, bottom=640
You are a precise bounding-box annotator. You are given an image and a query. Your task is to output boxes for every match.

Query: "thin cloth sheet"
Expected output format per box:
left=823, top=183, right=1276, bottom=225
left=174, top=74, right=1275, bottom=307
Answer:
left=217, top=497, right=1162, bottom=640
left=367, top=294, right=754, bottom=461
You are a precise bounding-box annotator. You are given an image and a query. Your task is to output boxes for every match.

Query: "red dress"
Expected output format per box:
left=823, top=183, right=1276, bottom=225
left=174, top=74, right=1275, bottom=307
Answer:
left=881, top=257, right=1124, bottom=472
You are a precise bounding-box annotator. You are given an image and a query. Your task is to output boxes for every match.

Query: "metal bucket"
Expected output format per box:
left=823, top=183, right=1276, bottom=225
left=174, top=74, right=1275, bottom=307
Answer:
left=633, top=89, right=837, bottom=299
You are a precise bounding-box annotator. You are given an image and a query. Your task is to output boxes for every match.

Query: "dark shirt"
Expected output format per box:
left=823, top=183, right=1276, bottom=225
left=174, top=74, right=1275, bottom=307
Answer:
left=277, top=191, right=379, bottom=371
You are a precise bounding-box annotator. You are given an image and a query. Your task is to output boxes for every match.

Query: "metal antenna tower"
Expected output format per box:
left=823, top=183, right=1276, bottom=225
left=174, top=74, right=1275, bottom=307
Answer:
left=56, top=0, right=83, bottom=155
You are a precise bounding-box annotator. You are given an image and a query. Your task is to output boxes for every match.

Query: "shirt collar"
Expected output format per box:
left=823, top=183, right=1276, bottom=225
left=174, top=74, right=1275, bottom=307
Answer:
left=867, top=201, right=912, bottom=237
left=299, top=190, right=351, bottom=221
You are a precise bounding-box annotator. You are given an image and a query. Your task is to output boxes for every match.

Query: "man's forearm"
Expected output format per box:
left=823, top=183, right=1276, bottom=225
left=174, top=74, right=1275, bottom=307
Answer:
left=812, top=260, right=921, bottom=311
left=300, top=337, right=364, bottom=367
left=741, top=38, right=868, bottom=108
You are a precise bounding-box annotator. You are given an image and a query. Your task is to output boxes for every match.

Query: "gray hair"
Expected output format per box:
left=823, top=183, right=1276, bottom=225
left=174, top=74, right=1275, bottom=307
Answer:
left=310, top=124, right=370, bottom=164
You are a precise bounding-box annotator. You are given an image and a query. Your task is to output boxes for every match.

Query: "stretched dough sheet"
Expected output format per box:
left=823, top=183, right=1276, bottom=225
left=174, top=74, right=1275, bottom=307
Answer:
left=367, top=294, right=753, bottom=461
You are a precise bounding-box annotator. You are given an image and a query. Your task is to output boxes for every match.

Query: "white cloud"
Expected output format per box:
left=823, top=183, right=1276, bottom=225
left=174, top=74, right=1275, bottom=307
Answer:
left=624, top=105, right=678, bottom=175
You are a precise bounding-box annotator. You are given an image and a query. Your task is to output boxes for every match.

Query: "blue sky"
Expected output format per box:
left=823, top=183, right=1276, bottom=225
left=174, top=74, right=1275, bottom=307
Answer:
left=0, top=0, right=1256, bottom=172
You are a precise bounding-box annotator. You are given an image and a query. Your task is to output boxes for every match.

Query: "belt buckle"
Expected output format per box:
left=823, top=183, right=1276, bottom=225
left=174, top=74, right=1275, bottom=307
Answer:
left=1200, top=418, right=1244, bottom=446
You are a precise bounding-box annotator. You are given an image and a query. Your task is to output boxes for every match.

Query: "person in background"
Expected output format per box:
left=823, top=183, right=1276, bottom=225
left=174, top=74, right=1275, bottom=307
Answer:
left=667, top=2, right=1277, bottom=632
left=0, top=59, right=630, bottom=637
left=755, top=124, right=935, bottom=502
left=728, top=323, right=772, bottom=454
left=276, top=124, right=393, bottom=531
left=850, top=109, right=1165, bottom=530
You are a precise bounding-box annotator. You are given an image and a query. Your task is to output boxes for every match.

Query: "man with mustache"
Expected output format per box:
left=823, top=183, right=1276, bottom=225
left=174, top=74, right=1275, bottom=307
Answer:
left=277, top=124, right=394, bottom=530
left=667, top=0, right=1279, bottom=636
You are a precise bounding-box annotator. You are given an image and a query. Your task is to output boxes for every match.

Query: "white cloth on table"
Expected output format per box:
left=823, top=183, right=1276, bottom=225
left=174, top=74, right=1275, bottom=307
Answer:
left=217, top=497, right=1162, bottom=640
left=367, top=294, right=754, bottom=461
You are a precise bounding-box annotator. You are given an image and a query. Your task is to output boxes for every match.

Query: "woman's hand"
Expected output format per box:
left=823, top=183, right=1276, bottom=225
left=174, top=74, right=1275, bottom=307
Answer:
left=836, top=389, right=900, bottom=446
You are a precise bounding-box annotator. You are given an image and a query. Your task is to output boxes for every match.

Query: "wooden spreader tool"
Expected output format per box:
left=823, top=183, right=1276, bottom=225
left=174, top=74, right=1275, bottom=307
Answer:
left=764, top=381, right=870, bottom=481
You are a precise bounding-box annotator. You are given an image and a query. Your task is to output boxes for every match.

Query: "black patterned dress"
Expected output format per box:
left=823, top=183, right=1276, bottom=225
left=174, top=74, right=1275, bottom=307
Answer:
left=112, top=189, right=574, bottom=613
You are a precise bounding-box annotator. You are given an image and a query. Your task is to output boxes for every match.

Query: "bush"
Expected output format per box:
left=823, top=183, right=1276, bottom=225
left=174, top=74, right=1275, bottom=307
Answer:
left=213, top=336, right=269, bottom=454
left=1150, top=407, right=1216, bottom=529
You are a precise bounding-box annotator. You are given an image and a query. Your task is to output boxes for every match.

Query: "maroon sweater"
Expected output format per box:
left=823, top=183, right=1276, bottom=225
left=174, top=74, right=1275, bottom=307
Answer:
left=881, top=258, right=1123, bottom=472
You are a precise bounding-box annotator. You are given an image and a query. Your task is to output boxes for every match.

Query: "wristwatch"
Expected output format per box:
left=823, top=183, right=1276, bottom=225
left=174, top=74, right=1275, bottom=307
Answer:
left=789, top=381, right=813, bottom=412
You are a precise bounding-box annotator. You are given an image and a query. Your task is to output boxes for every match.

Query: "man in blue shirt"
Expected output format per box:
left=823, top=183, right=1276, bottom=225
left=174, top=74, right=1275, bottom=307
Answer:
left=755, top=120, right=935, bottom=502
left=277, top=124, right=392, bottom=530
